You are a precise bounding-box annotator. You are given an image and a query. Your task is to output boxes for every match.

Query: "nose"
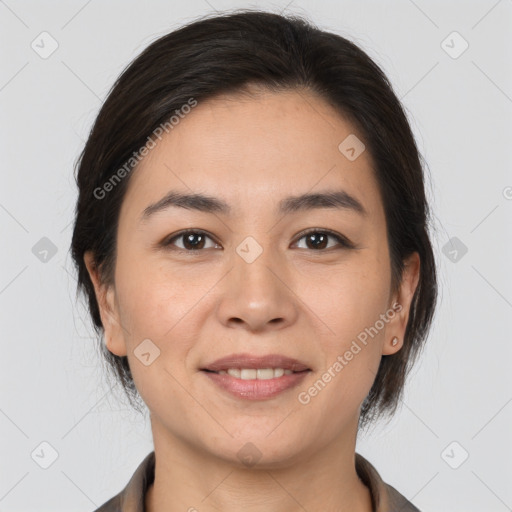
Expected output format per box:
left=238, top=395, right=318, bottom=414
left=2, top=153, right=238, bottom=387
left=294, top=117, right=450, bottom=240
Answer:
left=215, top=245, right=299, bottom=333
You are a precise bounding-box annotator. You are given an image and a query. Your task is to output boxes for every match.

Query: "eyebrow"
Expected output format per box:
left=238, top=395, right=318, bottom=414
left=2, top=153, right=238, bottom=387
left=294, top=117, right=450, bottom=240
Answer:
left=140, top=189, right=367, bottom=222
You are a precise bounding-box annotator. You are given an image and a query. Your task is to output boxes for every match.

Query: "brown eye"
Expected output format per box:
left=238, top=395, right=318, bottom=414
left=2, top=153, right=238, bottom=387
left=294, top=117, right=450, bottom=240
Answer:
left=163, top=228, right=353, bottom=253
left=295, top=230, right=353, bottom=250
left=164, top=230, right=220, bottom=251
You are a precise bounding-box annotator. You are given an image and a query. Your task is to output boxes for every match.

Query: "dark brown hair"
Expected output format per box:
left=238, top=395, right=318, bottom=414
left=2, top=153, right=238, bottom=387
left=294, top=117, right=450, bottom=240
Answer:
left=71, top=9, right=438, bottom=430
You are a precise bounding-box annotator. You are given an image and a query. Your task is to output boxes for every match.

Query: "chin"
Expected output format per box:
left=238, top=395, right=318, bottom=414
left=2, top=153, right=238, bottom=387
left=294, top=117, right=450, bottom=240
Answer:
left=204, top=426, right=310, bottom=469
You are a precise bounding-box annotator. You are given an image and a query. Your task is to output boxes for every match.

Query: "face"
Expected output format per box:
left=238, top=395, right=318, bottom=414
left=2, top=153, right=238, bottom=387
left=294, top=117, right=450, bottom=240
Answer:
left=85, top=88, right=419, bottom=468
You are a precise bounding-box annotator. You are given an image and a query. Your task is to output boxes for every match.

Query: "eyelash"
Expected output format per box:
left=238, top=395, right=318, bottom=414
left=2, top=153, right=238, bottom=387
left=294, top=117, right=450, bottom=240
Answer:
left=162, top=228, right=355, bottom=253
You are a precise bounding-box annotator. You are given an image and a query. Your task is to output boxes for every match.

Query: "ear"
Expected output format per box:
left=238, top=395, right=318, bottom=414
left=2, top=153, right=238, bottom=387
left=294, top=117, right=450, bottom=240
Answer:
left=382, top=251, right=421, bottom=356
left=83, top=251, right=127, bottom=357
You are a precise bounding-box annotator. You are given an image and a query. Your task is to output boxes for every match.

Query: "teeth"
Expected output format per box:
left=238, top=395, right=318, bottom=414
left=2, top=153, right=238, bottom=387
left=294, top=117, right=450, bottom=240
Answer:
left=241, top=369, right=257, bottom=379
left=218, top=368, right=294, bottom=379
left=257, top=368, right=274, bottom=380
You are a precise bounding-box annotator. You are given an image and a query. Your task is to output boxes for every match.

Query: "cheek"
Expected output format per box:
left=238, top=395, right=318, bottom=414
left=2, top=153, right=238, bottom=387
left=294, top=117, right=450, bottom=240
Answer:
left=299, top=326, right=382, bottom=427
left=297, top=255, right=389, bottom=407
left=114, top=265, right=198, bottom=414
left=302, top=260, right=391, bottom=344
left=115, top=251, right=193, bottom=336
left=113, top=255, right=217, bottom=384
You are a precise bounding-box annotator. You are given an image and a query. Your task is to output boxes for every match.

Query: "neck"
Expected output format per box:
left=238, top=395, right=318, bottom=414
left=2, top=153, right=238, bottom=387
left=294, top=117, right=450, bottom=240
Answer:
left=145, top=418, right=372, bottom=512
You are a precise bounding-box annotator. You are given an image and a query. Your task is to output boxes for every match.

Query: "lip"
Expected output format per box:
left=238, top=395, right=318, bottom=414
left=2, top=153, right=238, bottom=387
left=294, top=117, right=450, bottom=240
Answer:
left=200, top=353, right=311, bottom=372
left=201, top=369, right=310, bottom=400
left=200, top=353, right=311, bottom=401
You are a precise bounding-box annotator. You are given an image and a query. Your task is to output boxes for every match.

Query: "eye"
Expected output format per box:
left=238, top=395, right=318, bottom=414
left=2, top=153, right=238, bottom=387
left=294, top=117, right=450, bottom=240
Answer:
left=163, top=230, right=220, bottom=252
left=293, top=229, right=354, bottom=250
left=162, top=228, right=354, bottom=253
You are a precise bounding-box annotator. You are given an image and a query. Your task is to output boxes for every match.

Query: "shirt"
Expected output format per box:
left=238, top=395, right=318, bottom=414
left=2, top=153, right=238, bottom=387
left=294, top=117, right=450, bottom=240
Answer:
left=93, top=451, right=420, bottom=512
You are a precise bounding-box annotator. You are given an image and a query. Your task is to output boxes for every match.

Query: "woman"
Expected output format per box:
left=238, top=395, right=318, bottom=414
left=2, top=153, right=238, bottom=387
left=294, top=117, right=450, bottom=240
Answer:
left=71, top=9, right=437, bottom=512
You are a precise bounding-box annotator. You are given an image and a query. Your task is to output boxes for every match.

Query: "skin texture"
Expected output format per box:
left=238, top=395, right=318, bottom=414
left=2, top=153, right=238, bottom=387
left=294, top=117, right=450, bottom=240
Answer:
left=84, top=87, right=420, bottom=512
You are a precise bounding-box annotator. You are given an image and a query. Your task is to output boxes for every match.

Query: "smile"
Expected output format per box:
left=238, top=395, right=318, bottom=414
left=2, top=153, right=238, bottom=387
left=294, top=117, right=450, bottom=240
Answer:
left=201, top=368, right=311, bottom=400
left=204, top=368, right=299, bottom=379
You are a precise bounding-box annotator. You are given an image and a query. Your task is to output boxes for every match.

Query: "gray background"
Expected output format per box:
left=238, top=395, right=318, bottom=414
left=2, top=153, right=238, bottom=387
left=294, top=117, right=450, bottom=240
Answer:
left=1, top=0, right=511, bottom=510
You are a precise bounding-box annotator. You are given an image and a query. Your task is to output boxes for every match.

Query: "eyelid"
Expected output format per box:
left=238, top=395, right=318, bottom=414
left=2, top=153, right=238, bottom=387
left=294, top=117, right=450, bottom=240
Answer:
left=293, top=228, right=355, bottom=249
left=162, top=228, right=354, bottom=252
left=163, top=229, right=220, bottom=251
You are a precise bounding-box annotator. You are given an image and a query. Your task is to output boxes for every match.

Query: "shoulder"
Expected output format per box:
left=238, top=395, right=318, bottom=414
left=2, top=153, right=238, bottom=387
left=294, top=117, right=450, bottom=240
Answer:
left=385, top=482, right=421, bottom=511
left=92, top=494, right=122, bottom=512
left=355, top=452, right=421, bottom=512
left=91, top=452, right=155, bottom=512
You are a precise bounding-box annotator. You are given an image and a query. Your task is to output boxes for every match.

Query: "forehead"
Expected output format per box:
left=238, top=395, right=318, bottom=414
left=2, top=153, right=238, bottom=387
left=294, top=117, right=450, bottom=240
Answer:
left=121, top=89, right=383, bottom=221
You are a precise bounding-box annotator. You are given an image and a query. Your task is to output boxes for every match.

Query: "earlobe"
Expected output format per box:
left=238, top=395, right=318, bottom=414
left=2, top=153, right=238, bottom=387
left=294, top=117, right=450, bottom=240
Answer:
left=382, top=336, right=403, bottom=356
left=382, top=252, right=421, bottom=356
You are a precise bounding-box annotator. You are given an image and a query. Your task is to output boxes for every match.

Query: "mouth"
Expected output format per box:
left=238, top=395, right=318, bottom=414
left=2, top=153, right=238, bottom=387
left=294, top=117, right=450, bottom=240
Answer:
left=200, top=353, right=311, bottom=373
left=200, top=353, right=312, bottom=400
left=201, top=368, right=309, bottom=379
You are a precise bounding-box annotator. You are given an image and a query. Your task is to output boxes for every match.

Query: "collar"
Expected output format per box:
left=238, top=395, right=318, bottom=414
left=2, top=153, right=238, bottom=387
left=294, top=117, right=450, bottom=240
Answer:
left=95, top=451, right=420, bottom=512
